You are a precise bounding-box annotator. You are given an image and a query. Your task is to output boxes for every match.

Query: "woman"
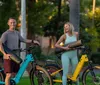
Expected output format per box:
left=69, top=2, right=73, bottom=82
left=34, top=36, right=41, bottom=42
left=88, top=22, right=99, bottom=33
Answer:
left=55, top=22, right=79, bottom=85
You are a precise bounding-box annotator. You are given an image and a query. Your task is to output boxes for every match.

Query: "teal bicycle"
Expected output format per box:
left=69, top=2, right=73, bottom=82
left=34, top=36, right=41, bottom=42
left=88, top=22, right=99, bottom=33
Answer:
left=0, top=44, right=53, bottom=85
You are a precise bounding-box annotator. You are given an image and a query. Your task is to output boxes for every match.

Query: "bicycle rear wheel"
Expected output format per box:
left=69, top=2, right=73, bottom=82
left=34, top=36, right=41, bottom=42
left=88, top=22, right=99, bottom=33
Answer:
left=45, top=64, right=62, bottom=85
left=82, top=65, right=100, bottom=85
left=30, top=65, right=53, bottom=85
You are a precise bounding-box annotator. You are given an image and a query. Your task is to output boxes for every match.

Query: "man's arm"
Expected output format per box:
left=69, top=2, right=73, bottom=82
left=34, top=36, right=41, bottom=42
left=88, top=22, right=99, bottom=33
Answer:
left=18, top=32, right=40, bottom=45
left=26, top=39, right=40, bottom=45
left=0, top=40, right=11, bottom=59
left=0, top=40, right=6, bottom=55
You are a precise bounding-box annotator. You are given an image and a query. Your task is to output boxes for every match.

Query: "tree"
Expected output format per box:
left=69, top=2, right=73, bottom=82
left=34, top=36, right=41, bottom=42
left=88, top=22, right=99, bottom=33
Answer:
left=69, top=0, right=80, bottom=32
left=80, top=0, right=100, bottom=51
left=0, top=0, right=19, bottom=36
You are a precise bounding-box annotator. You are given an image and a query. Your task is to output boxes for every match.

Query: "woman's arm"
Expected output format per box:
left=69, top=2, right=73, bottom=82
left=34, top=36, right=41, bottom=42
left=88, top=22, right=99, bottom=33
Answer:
left=55, top=34, right=67, bottom=50
left=55, top=34, right=73, bottom=51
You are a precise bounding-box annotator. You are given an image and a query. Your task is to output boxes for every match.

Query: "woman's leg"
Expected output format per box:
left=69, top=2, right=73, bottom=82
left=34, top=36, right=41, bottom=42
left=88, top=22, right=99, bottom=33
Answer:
left=75, top=79, right=79, bottom=85
left=61, top=54, right=69, bottom=85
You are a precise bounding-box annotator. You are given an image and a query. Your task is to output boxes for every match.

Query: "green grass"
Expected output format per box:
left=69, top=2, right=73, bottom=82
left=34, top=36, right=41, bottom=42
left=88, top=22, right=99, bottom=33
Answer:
left=17, top=77, right=31, bottom=85
left=16, top=77, right=88, bottom=85
left=17, top=75, right=100, bottom=85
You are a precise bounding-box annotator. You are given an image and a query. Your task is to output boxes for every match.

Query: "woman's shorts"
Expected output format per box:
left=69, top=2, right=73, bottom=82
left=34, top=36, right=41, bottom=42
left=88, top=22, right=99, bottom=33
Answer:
left=4, top=59, right=20, bottom=74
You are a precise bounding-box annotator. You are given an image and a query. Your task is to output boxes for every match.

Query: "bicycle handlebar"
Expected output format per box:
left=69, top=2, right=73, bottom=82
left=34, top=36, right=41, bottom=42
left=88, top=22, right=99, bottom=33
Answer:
left=13, top=44, right=40, bottom=53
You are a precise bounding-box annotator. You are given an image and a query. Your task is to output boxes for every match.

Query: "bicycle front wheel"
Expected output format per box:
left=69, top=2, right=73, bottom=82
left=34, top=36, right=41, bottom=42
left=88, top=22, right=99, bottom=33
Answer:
left=0, top=69, right=5, bottom=85
left=45, top=64, right=62, bottom=85
left=30, top=65, right=53, bottom=85
left=82, top=65, right=100, bottom=85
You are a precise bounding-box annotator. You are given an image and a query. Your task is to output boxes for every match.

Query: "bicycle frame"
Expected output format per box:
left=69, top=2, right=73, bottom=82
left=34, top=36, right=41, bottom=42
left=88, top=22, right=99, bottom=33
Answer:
left=0, top=53, right=34, bottom=85
left=52, top=54, right=89, bottom=83
left=69, top=54, right=88, bottom=81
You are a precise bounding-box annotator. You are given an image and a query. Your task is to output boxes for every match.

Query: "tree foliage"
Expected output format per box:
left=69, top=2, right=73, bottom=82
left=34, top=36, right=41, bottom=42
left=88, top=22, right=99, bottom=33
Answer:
left=80, top=0, right=100, bottom=52
left=28, top=0, right=57, bottom=35
left=0, top=0, right=100, bottom=52
left=28, top=0, right=69, bottom=37
left=0, top=0, right=19, bottom=36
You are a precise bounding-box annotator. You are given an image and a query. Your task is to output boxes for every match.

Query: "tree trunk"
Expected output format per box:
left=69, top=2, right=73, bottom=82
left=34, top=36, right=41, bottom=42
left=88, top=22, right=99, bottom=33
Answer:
left=58, top=0, right=61, bottom=21
left=69, top=0, right=80, bottom=32
left=69, top=0, right=80, bottom=73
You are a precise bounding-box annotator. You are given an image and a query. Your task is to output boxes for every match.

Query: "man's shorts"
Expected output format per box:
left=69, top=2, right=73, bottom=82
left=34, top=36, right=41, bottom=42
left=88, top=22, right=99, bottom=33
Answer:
left=4, top=59, right=20, bottom=74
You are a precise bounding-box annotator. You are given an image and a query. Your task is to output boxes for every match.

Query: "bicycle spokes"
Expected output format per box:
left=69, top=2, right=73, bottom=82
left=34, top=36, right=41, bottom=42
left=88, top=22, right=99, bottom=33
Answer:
left=93, top=76, right=100, bottom=85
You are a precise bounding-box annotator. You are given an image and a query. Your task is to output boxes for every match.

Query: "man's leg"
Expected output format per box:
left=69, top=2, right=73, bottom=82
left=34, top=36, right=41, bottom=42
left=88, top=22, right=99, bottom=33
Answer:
left=5, top=73, right=12, bottom=85
left=4, top=59, right=12, bottom=85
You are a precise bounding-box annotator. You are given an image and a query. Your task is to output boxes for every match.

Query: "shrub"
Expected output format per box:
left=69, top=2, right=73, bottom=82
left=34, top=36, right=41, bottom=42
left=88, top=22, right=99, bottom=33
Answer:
left=90, top=52, right=100, bottom=64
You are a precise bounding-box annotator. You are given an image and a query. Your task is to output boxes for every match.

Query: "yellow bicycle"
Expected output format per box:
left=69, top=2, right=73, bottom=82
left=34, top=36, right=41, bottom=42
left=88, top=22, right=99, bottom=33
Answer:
left=45, top=46, right=100, bottom=85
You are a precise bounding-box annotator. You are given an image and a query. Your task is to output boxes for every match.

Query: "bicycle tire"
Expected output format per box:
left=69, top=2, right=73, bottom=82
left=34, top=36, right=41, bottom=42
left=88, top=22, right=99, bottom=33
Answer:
left=0, top=69, right=5, bottom=85
left=30, top=65, right=53, bottom=85
left=82, top=65, right=100, bottom=85
left=44, top=64, right=62, bottom=85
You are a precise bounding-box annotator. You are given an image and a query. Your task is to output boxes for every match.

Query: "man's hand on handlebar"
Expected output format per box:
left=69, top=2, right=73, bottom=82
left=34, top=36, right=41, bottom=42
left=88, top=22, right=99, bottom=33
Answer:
left=32, top=40, right=40, bottom=46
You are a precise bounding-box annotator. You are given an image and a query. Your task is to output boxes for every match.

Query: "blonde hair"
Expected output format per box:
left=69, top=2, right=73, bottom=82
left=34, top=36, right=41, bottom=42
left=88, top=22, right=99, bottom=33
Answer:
left=64, top=22, right=75, bottom=35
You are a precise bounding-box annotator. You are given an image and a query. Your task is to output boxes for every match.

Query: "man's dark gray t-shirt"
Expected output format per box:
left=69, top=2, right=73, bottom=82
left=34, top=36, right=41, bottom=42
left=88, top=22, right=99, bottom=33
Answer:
left=0, top=30, right=26, bottom=56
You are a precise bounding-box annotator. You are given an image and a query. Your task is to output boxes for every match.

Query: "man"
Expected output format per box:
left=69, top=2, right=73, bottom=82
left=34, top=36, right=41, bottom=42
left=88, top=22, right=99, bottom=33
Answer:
left=0, top=18, right=40, bottom=85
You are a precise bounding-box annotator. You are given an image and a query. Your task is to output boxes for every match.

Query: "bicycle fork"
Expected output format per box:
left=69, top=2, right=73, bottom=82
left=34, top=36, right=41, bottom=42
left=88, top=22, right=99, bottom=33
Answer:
left=88, top=61, right=99, bottom=83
